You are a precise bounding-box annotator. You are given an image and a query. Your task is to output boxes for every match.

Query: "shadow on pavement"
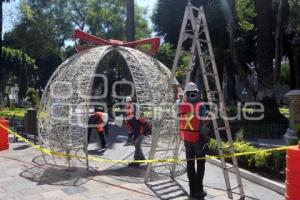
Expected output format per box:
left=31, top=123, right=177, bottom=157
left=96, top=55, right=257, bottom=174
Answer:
left=13, top=144, right=31, bottom=150
left=19, top=165, right=98, bottom=186
left=146, top=179, right=189, bottom=200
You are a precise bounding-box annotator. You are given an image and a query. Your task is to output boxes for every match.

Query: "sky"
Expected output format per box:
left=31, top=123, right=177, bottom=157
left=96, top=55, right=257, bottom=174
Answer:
left=2, top=0, right=157, bottom=34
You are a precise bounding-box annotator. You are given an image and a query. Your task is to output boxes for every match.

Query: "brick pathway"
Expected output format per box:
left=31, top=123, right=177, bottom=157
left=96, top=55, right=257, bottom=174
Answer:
left=0, top=124, right=285, bottom=200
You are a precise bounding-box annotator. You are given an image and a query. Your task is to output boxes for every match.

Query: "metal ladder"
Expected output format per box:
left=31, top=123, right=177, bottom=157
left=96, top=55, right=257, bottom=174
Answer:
left=168, top=2, right=245, bottom=199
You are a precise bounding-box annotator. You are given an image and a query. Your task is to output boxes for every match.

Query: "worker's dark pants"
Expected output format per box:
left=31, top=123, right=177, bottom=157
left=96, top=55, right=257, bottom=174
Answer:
left=127, top=133, right=133, bottom=143
left=134, top=135, right=145, bottom=160
left=184, top=140, right=206, bottom=195
left=128, top=117, right=145, bottom=160
left=88, top=128, right=106, bottom=148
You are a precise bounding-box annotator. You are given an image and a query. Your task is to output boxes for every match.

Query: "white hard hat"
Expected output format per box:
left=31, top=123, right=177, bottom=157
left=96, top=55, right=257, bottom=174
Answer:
left=126, top=96, right=132, bottom=102
left=184, top=82, right=199, bottom=93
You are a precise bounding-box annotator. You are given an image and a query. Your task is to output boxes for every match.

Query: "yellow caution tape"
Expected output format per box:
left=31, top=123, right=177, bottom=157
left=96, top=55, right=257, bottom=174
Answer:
left=0, top=123, right=294, bottom=164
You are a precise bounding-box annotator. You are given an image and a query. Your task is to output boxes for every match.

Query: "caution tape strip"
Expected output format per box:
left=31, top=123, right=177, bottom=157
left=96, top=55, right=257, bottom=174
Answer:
left=0, top=123, right=294, bottom=164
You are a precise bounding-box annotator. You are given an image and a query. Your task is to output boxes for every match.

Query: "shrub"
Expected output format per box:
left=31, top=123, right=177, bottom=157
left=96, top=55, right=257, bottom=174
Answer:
left=208, top=139, right=286, bottom=179
left=296, top=124, right=300, bottom=139
left=254, top=151, right=271, bottom=168
left=233, top=141, right=256, bottom=167
left=26, top=88, right=40, bottom=109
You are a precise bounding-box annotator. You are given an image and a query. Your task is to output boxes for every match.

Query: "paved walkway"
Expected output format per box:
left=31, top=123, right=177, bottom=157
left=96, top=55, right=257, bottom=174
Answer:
left=0, top=124, right=285, bottom=200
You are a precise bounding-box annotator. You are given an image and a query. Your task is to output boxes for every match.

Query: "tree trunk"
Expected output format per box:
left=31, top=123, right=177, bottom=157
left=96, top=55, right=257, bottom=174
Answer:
left=274, top=0, right=287, bottom=83
left=224, top=0, right=255, bottom=100
left=293, top=37, right=300, bottom=89
left=126, top=0, right=135, bottom=42
left=0, top=1, right=4, bottom=109
left=255, top=0, right=283, bottom=119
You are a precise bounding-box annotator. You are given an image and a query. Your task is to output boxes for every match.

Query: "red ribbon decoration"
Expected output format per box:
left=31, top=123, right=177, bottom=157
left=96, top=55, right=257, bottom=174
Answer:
left=74, top=30, right=161, bottom=55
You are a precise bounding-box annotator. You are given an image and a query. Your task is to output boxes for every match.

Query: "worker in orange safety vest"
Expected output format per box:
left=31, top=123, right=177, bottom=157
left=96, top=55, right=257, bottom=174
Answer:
left=124, top=96, right=134, bottom=145
left=179, top=82, right=210, bottom=199
left=88, top=106, right=108, bottom=149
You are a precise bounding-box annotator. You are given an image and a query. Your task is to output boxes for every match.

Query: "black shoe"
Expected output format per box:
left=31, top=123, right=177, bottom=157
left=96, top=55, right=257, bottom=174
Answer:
left=101, top=145, right=108, bottom=150
left=189, top=194, right=199, bottom=200
left=128, top=162, right=140, bottom=167
left=195, top=191, right=207, bottom=199
left=124, top=142, right=132, bottom=146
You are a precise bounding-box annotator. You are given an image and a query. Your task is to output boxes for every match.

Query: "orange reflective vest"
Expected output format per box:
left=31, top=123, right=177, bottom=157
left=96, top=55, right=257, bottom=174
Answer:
left=125, top=103, right=134, bottom=119
left=179, top=102, right=202, bottom=142
left=95, top=112, right=104, bottom=133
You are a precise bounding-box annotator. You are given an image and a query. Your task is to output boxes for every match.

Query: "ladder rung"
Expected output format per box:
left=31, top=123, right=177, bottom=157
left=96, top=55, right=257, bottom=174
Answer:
left=207, top=90, right=218, bottom=94
left=230, top=184, right=243, bottom=191
left=195, top=18, right=201, bottom=25
left=204, top=72, right=216, bottom=77
left=181, top=49, right=192, bottom=54
left=185, top=68, right=193, bottom=72
left=216, top=126, right=228, bottom=131
left=224, top=166, right=237, bottom=171
left=156, top=149, right=177, bottom=152
left=219, top=145, right=232, bottom=150
left=152, top=164, right=173, bottom=169
left=200, top=53, right=212, bottom=59
left=192, top=6, right=200, bottom=11
left=199, top=39, right=209, bottom=43
left=184, top=33, right=195, bottom=39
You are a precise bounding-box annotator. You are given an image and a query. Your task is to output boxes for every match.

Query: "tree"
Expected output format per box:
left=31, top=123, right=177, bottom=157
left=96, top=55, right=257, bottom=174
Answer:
left=1, top=47, right=36, bottom=104
left=87, top=0, right=150, bottom=40
left=4, top=0, right=73, bottom=89
left=69, top=0, right=88, bottom=31
left=274, top=0, right=288, bottom=83
left=254, top=0, right=283, bottom=118
left=0, top=0, right=11, bottom=62
left=152, top=0, right=207, bottom=46
left=126, top=0, right=135, bottom=41
left=153, top=0, right=238, bottom=101
left=221, top=0, right=255, bottom=99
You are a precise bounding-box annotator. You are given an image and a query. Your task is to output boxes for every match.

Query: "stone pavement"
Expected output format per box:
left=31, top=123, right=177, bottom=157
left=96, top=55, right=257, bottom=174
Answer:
left=0, top=124, right=285, bottom=200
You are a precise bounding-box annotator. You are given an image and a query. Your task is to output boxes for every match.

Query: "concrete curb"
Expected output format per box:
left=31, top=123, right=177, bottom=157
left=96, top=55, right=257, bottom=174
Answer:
left=207, top=158, right=285, bottom=195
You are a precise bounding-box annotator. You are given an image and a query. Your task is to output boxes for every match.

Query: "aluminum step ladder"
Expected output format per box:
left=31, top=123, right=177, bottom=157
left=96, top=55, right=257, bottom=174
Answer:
left=168, top=2, right=245, bottom=199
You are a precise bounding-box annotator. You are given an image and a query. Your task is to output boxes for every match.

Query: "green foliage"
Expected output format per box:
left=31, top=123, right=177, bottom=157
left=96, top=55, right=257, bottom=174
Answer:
left=235, top=128, right=245, bottom=142
left=3, top=1, right=65, bottom=88
left=287, top=0, right=300, bottom=33
left=1, top=47, right=37, bottom=99
left=236, top=0, right=256, bottom=31
left=254, top=151, right=271, bottom=168
left=156, top=43, right=175, bottom=69
left=26, top=88, right=40, bottom=109
left=152, top=0, right=218, bottom=46
left=279, top=63, right=290, bottom=85
left=279, top=107, right=289, bottom=118
left=2, top=47, right=36, bottom=70
left=0, top=107, right=26, bottom=119
left=87, top=0, right=150, bottom=40
left=209, top=139, right=286, bottom=178
left=232, top=141, right=256, bottom=167
left=134, top=6, right=152, bottom=40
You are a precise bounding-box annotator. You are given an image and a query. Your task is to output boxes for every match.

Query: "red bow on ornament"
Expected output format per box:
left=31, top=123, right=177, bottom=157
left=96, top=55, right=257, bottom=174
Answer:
left=74, top=30, right=160, bottom=55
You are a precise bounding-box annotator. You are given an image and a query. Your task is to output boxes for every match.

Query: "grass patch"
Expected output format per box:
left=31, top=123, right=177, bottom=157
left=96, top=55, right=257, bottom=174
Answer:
left=0, top=107, right=26, bottom=118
